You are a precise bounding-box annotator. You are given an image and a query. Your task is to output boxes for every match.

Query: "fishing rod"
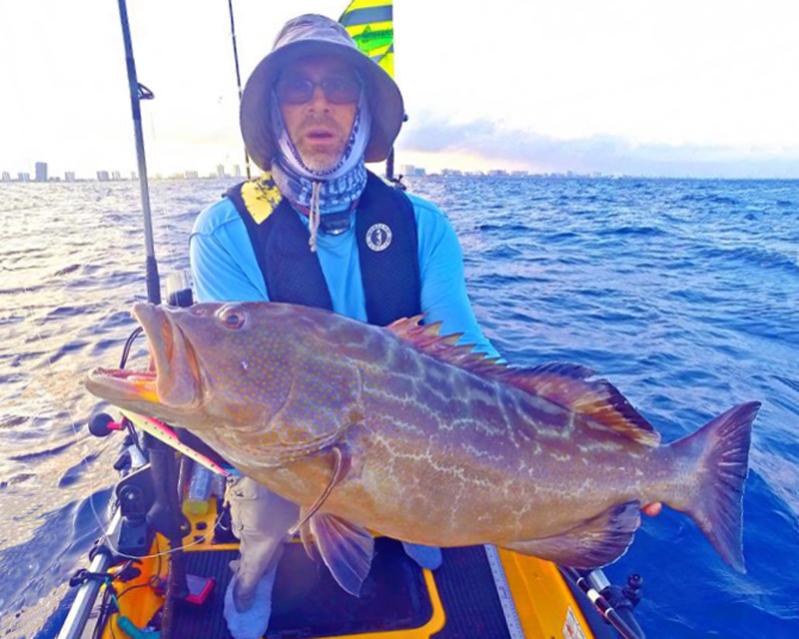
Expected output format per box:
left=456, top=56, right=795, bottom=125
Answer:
left=226, top=0, right=252, bottom=180
left=61, top=6, right=170, bottom=637
left=116, top=3, right=197, bottom=636
left=118, top=0, right=160, bottom=305
left=562, top=567, right=646, bottom=639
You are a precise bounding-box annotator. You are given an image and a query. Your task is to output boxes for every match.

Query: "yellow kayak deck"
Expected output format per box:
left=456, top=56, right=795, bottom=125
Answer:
left=97, top=499, right=608, bottom=639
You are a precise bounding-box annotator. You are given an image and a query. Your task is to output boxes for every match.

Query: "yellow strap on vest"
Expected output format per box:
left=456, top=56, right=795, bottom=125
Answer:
left=240, top=172, right=283, bottom=225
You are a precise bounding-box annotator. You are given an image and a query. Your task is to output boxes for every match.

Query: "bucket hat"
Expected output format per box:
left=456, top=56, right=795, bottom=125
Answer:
left=240, top=14, right=404, bottom=170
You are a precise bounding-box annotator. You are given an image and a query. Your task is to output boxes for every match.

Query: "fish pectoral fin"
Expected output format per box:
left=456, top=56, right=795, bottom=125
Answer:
left=309, top=513, right=374, bottom=597
left=506, top=501, right=641, bottom=569
left=298, top=513, right=318, bottom=561
left=289, top=445, right=350, bottom=535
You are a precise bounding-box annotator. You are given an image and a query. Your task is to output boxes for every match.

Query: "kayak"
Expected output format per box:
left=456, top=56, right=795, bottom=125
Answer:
left=56, top=411, right=645, bottom=639
left=64, top=3, right=644, bottom=636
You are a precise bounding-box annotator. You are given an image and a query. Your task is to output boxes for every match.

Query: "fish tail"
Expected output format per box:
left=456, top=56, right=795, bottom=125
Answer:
left=668, top=401, right=759, bottom=573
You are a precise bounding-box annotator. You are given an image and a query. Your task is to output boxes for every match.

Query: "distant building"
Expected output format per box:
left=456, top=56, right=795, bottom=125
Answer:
left=1, top=171, right=10, bottom=181
left=97, top=170, right=110, bottom=181
left=131, top=172, right=138, bottom=180
left=64, top=171, right=76, bottom=182
left=400, top=164, right=426, bottom=177
left=216, top=164, right=226, bottom=178
left=487, top=169, right=509, bottom=177
left=511, top=170, right=528, bottom=177
left=18, top=172, right=31, bottom=181
left=185, top=170, right=199, bottom=179
left=111, top=171, right=122, bottom=180
left=35, top=161, right=48, bottom=182
left=441, top=169, right=463, bottom=177
left=233, top=164, right=242, bottom=177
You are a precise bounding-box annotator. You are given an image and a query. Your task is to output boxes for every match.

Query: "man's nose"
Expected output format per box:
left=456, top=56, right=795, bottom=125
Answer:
left=307, top=84, right=331, bottom=111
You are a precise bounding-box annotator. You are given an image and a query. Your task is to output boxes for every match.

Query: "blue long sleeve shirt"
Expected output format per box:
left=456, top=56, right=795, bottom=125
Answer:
left=189, top=190, right=499, bottom=359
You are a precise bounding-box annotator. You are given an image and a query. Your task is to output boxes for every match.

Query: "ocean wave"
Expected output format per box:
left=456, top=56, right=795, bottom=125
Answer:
left=2, top=177, right=797, bottom=638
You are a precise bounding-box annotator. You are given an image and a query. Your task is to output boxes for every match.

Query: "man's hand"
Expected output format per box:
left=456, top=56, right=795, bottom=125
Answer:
left=642, top=502, right=662, bottom=517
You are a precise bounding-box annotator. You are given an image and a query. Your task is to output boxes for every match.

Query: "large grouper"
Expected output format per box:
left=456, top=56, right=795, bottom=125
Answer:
left=86, top=302, right=759, bottom=595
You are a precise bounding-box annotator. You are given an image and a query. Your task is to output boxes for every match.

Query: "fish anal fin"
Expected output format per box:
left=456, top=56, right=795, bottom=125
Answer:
left=310, top=513, right=374, bottom=596
left=506, top=501, right=642, bottom=569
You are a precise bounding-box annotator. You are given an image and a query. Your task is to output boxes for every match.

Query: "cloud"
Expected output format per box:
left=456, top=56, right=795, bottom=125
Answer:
left=397, top=115, right=799, bottom=178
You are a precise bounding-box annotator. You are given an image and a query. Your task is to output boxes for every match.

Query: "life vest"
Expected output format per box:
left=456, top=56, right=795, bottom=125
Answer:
left=226, top=170, right=421, bottom=326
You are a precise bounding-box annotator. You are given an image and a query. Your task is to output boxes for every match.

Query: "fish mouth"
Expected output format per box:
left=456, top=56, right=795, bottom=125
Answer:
left=86, top=303, right=201, bottom=411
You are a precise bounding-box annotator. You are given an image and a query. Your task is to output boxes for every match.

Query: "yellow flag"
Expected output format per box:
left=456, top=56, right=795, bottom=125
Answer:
left=339, top=0, right=394, bottom=78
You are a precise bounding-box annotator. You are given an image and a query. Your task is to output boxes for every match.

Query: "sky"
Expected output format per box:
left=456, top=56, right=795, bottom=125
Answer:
left=1, top=0, right=798, bottom=178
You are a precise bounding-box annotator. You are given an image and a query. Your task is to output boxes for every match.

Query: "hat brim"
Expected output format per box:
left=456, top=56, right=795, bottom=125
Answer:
left=240, top=40, right=404, bottom=170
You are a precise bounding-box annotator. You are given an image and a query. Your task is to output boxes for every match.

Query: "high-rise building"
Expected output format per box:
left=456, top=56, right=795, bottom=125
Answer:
left=185, top=170, right=199, bottom=179
left=35, top=161, right=48, bottom=182
left=216, top=164, right=225, bottom=178
left=131, top=171, right=138, bottom=180
left=233, top=164, right=242, bottom=177
left=1, top=171, right=10, bottom=181
left=64, top=171, right=76, bottom=182
left=400, top=164, right=426, bottom=177
left=97, top=170, right=110, bottom=181
left=112, top=171, right=122, bottom=180
left=18, top=172, right=31, bottom=181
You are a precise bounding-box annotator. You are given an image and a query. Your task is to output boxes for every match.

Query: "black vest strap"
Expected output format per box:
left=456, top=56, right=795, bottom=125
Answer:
left=227, top=171, right=421, bottom=326
left=356, top=172, right=421, bottom=326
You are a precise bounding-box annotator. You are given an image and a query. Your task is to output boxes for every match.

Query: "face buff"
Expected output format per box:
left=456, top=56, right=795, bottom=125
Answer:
left=270, top=90, right=371, bottom=252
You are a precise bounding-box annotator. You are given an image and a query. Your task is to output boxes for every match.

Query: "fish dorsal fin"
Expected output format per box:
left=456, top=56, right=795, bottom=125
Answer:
left=386, top=316, right=507, bottom=376
left=386, top=318, right=660, bottom=447
left=500, top=363, right=660, bottom=446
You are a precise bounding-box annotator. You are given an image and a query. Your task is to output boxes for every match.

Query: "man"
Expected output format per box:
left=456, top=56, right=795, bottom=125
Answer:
left=191, top=13, right=663, bottom=638
left=189, top=14, right=500, bottom=639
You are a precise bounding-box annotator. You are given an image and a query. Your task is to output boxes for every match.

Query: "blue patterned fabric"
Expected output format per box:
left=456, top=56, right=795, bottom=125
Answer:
left=269, top=90, right=370, bottom=217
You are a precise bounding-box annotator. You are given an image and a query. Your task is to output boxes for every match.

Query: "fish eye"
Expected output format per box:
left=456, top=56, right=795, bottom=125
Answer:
left=219, top=307, right=246, bottom=330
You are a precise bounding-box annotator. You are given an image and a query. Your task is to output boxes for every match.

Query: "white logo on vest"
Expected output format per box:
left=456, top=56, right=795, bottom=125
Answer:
left=365, top=223, right=392, bottom=252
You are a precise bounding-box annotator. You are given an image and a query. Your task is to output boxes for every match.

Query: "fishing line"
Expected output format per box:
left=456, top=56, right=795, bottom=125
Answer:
left=22, top=291, right=224, bottom=564
left=23, top=202, right=226, bottom=564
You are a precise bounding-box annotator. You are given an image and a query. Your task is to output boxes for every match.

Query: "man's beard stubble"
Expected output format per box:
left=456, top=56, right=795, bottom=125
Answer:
left=295, top=114, right=348, bottom=172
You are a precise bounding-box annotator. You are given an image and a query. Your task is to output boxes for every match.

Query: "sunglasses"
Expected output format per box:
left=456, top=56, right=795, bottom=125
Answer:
left=275, top=73, right=362, bottom=105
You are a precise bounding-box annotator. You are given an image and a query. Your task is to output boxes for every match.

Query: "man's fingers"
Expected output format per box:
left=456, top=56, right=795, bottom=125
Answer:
left=642, top=502, right=662, bottom=517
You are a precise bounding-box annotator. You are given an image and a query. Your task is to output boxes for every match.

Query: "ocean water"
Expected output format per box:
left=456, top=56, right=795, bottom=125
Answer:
left=1, top=176, right=797, bottom=637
